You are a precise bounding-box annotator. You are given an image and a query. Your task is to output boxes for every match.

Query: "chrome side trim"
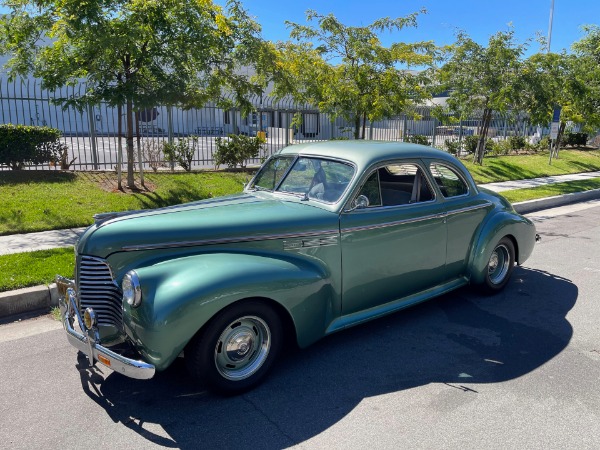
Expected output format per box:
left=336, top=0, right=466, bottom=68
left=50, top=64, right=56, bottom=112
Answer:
left=342, top=213, right=445, bottom=233
left=283, top=234, right=338, bottom=251
left=445, top=202, right=493, bottom=216
left=121, top=229, right=340, bottom=252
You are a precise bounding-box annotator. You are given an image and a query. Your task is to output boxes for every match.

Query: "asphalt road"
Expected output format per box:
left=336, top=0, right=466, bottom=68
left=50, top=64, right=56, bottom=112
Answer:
left=1, top=202, right=599, bottom=449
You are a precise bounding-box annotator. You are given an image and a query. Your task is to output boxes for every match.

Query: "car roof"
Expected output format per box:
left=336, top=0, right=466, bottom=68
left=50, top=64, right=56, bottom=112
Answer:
left=278, top=140, right=459, bottom=171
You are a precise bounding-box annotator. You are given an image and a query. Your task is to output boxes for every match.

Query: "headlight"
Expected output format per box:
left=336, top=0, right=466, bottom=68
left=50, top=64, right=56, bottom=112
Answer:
left=122, top=270, right=142, bottom=307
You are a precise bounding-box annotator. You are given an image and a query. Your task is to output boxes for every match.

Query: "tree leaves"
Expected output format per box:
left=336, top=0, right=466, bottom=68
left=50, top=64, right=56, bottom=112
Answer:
left=274, top=9, right=435, bottom=139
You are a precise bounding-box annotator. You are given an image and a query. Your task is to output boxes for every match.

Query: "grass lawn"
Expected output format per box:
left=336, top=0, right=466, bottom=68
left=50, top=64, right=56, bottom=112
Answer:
left=501, top=178, right=600, bottom=203
left=0, top=248, right=74, bottom=292
left=462, top=149, right=600, bottom=184
left=0, top=170, right=250, bottom=235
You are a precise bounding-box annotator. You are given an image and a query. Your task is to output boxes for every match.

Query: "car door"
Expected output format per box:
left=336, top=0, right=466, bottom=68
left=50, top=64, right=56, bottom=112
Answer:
left=428, top=161, right=494, bottom=278
left=339, top=161, right=447, bottom=316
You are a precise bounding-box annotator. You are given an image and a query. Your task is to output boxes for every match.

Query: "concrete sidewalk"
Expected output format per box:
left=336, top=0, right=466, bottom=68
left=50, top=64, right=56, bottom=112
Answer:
left=0, top=227, right=86, bottom=256
left=480, top=170, right=600, bottom=192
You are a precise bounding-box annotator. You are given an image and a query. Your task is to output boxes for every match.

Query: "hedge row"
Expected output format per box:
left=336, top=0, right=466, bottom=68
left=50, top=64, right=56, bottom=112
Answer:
left=0, top=124, right=65, bottom=170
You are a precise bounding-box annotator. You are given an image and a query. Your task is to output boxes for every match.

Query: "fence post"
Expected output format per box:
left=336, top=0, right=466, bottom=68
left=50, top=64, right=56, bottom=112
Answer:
left=87, top=104, right=99, bottom=170
left=432, top=119, right=437, bottom=147
left=402, top=115, right=407, bottom=141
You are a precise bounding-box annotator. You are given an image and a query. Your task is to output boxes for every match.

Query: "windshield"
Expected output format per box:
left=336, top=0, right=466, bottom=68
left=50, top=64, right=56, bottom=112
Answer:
left=250, top=155, right=355, bottom=203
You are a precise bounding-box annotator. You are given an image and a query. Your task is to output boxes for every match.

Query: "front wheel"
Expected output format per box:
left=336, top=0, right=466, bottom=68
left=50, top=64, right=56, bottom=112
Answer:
left=480, top=237, right=516, bottom=294
left=185, top=300, right=282, bottom=394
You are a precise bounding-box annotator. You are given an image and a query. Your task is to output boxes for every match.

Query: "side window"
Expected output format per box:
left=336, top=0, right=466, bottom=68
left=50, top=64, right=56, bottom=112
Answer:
left=430, top=163, right=469, bottom=197
left=354, top=163, right=434, bottom=208
left=357, top=171, right=382, bottom=207
left=378, top=164, right=433, bottom=206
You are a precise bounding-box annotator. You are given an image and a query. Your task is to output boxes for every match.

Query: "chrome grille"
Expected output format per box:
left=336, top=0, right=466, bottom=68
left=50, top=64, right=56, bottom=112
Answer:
left=78, top=256, right=123, bottom=328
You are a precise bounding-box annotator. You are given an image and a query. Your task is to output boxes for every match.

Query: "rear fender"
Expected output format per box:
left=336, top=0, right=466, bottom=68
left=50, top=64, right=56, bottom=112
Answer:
left=468, top=211, right=536, bottom=285
left=123, top=252, right=335, bottom=370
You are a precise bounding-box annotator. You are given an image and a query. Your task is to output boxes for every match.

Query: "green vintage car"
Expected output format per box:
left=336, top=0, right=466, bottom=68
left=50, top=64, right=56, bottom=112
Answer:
left=57, top=141, right=538, bottom=393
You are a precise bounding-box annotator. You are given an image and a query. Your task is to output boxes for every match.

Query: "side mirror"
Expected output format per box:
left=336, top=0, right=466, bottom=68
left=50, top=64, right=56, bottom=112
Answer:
left=349, top=194, right=369, bottom=211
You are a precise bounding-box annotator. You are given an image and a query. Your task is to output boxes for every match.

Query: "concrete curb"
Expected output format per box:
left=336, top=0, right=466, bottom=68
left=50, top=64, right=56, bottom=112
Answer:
left=2, top=189, right=600, bottom=322
left=513, top=188, right=600, bottom=214
left=0, top=283, right=59, bottom=319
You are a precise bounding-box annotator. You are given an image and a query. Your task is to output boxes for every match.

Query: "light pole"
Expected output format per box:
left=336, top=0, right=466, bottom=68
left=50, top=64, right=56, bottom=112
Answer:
left=547, top=0, right=555, bottom=53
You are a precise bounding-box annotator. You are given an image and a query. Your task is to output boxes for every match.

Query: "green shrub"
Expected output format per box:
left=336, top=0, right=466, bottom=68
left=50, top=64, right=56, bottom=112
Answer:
left=214, top=134, right=265, bottom=168
left=490, top=139, right=512, bottom=156
left=463, top=135, right=479, bottom=154
left=406, top=134, right=430, bottom=145
left=508, top=135, right=527, bottom=151
left=163, top=136, right=198, bottom=172
left=563, top=132, right=588, bottom=147
left=444, top=139, right=461, bottom=155
left=0, top=124, right=63, bottom=170
left=463, top=135, right=493, bottom=154
left=536, top=136, right=552, bottom=151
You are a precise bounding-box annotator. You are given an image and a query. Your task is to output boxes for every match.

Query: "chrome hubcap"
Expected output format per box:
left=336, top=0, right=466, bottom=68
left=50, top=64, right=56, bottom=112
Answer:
left=214, top=316, right=271, bottom=381
left=488, top=244, right=510, bottom=285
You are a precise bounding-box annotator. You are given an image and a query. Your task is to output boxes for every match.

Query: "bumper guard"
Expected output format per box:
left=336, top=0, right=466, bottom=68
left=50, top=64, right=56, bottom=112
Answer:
left=56, top=276, right=155, bottom=380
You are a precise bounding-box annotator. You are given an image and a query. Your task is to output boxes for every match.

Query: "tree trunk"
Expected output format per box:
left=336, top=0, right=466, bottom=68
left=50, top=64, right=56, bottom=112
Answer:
left=126, top=98, right=135, bottom=188
left=361, top=112, right=367, bottom=140
left=124, top=54, right=135, bottom=188
left=554, top=121, right=566, bottom=159
left=354, top=114, right=360, bottom=140
left=135, top=110, right=145, bottom=188
left=117, top=104, right=123, bottom=190
left=474, top=108, right=492, bottom=165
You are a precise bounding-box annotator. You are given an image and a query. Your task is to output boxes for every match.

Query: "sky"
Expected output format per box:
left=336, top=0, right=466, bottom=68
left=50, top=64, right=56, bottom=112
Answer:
left=0, top=0, right=596, bottom=55
left=218, top=0, right=597, bottom=55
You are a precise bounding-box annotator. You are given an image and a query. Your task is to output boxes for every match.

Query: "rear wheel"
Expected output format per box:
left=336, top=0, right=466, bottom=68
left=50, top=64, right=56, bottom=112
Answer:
left=480, top=237, right=515, bottom=293
left=185, top=300, right=282, bottom=394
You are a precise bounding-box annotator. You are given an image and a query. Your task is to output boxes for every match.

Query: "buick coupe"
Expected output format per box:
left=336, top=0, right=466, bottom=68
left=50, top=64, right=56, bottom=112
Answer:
left=57, top=141, right=538, bottom=393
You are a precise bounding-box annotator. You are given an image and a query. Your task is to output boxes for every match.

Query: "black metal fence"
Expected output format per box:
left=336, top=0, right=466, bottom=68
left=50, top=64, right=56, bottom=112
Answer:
left=1, top=78, right=546, bottom=171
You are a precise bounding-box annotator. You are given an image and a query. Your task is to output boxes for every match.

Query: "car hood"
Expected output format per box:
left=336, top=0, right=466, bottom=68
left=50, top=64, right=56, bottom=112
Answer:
left=77, top=193, right=339, bottom=258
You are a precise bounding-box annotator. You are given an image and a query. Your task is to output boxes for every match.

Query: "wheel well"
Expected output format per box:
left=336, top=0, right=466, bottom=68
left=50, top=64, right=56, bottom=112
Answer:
left=249, top=297, right=299, bottom=348
left=186, top=297, right=299, bottom=352
left=505, top=234, right=519, bottom=263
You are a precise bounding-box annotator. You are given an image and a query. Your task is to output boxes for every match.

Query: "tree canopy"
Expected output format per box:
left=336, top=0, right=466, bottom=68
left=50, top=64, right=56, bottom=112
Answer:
left=0, top=0, right=266, bottom=186
left=571, top=25, right=600, bottom=132
left=270, top=9, right=437, bottom=139
left=438, top=30, right=528, bottom=164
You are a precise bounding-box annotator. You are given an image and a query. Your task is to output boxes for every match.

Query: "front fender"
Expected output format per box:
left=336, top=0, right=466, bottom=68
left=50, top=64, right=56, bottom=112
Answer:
left=469, top=210, right=537, bottom=285
left=123, top=252, right=336, bottom=370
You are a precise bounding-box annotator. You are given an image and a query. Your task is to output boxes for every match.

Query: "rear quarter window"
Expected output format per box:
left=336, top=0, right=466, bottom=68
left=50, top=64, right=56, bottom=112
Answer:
left=430, top=163, right=469, bottom=198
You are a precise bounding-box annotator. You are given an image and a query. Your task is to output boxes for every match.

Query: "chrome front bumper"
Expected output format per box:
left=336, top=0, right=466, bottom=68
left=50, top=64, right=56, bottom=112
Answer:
left=56, top=276, right=155, bottom=380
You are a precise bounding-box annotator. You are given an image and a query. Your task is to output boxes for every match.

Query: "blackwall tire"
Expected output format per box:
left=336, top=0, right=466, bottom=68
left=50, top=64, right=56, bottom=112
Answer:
left=185, top=300, right=282, bottom=395
left=480, top=237, right=516, bottom=294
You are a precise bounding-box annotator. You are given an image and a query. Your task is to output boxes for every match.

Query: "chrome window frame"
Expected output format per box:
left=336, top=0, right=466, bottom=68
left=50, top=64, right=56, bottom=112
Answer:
left=429, top=162, right=471, bottom=199
left=247, top=154, right=358, bottom=206
left=344, top=160, right=437, bottom=212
